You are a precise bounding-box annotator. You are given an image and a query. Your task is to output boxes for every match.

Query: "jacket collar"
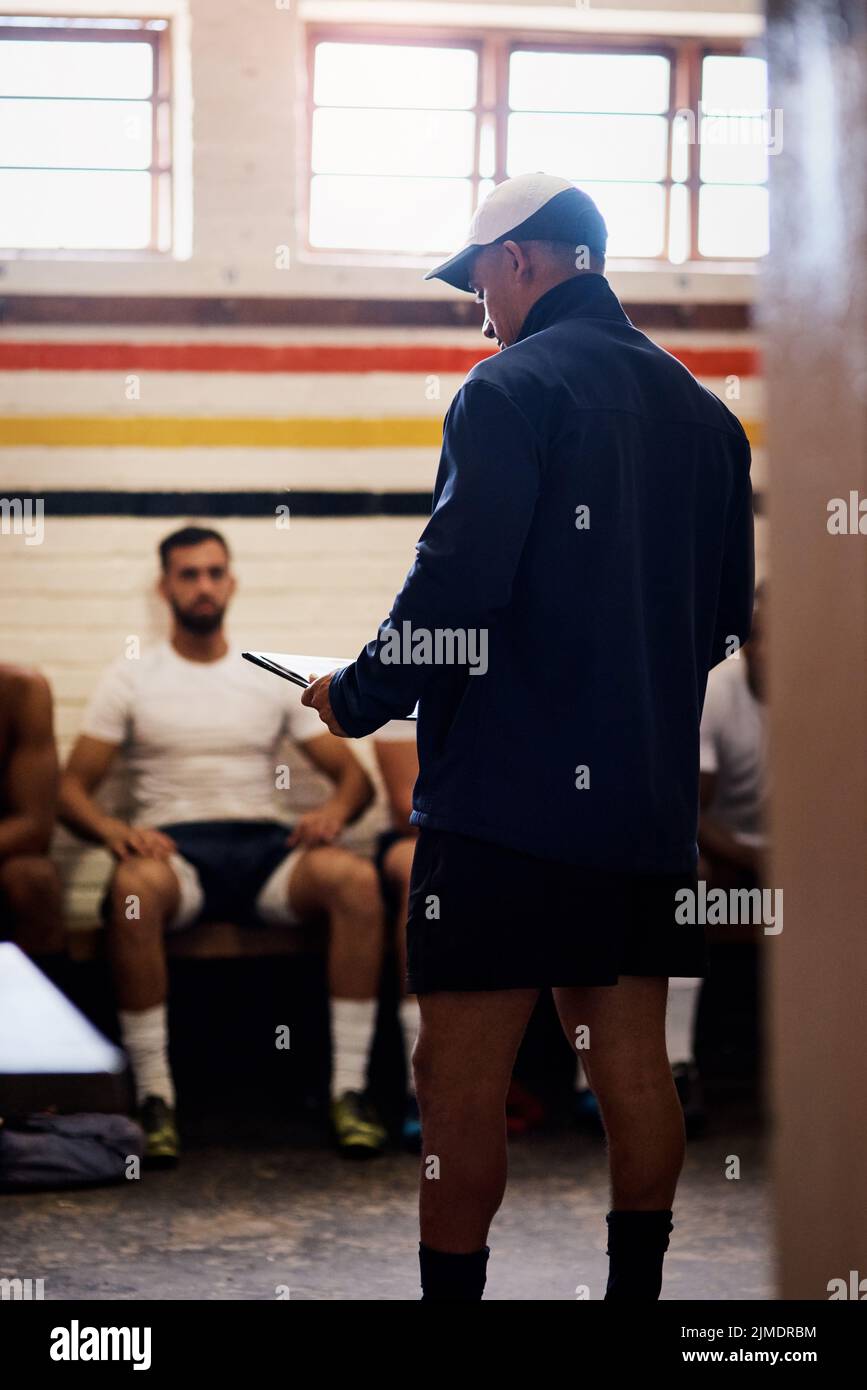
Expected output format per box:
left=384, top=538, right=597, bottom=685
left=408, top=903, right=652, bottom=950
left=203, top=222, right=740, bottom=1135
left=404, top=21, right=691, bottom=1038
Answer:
left=515, top=273, right=631, bottom=344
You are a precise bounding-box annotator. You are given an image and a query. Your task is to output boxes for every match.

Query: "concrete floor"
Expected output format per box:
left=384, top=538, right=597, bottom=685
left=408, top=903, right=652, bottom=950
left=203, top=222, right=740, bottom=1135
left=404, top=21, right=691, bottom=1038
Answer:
left=1, top=1100, right=772, bottom=1301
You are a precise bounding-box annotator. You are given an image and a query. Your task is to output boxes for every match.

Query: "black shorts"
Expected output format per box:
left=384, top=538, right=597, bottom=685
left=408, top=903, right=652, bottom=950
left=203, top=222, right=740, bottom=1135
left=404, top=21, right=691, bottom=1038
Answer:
left=406, top=828, right=708, bottom=994
left=99, top=820, right=295, bottom=929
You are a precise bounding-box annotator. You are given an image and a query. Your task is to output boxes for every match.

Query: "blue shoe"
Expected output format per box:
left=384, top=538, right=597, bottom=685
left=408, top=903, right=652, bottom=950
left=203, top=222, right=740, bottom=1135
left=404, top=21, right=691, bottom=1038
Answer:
left=573, top=1087, right=604, bottom=1135
left=402, top=1094, right=422, bottom=1152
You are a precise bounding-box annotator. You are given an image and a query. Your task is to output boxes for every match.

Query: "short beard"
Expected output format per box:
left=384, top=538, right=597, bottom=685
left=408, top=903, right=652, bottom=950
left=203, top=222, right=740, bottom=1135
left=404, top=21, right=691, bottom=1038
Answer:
left=171, top=601, right=225, bottom=636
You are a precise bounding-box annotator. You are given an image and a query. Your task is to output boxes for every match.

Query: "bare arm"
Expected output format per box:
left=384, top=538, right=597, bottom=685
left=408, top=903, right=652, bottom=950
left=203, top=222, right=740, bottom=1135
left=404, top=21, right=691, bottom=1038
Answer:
left=287, top=733, right=374, bottom=847
left=373, top=738, right=419, bottom=836
left=697, top=770, right=758, bottom=873
left=59, top=734, right=175, bottom=861
left=0, top=672, right=58, bottom=861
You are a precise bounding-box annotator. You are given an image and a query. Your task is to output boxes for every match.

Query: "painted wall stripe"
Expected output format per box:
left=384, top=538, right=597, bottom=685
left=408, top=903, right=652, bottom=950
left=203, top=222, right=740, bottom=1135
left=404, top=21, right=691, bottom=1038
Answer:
left=3, top=489, right=763, bottom=519
left=0, top=342, right=762, bottom=378
left=0, top=414, right=764, bottom=449
left=4, top=490, right=433, bottom=518
left=0, top=416, right=444, bottom=448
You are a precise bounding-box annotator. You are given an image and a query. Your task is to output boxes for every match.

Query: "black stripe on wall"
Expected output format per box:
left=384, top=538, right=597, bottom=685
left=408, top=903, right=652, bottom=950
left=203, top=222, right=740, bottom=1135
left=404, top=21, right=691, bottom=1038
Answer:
left=6, top=491, right=435, bottom=518
left=5, top=489, right=765, bottom=518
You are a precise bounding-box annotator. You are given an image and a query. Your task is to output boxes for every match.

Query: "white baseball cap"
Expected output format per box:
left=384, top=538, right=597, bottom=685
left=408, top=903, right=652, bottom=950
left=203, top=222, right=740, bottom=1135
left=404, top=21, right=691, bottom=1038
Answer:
left=424, top=172, right=608, bottom=293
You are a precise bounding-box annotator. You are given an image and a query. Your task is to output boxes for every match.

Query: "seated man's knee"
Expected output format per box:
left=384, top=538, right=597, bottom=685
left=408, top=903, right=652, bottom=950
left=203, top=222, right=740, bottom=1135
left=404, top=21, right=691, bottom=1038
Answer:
left=329, top=851, right=382, bottom=913
left=109, top=858, right=176, bottom=926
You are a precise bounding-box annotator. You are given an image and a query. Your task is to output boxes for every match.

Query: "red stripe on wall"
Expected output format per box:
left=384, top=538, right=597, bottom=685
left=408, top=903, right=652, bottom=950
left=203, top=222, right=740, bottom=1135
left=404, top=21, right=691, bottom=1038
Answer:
left=0, top=342, right=762, bottom=378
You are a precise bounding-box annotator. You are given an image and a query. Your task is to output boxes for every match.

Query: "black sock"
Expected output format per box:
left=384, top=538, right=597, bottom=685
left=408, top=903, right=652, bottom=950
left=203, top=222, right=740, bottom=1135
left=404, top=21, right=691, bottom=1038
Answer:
left=604, top=1209, right=673, bottom=1301
left=419, top=1243, right=490, bottom=1301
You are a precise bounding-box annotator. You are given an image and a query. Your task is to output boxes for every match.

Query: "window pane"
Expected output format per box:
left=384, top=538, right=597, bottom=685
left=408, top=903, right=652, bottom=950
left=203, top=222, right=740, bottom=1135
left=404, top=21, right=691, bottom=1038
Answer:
left=699, top=184, right=769, bottom=257
left=0, top=169, right=151, bottom=248
left=313, top=43, right=477, bottom=110
left=310, top=174, right=472, bottom=252
left=583, top=182, right=666, bottom=257
left=507, top=112, right=668, bottom=182
left=699, top=114, right=769, bottom=184
left=702, top=55, right=768, bottom=114
left=0, top=39, right=153, bottom=98
left=668, top=182, right=689, bottom=263
left=0, top=98, right=152, bottom=169
left=312, top=108, right=474, bottom=177
left=509, top=51, right=670, bottom=114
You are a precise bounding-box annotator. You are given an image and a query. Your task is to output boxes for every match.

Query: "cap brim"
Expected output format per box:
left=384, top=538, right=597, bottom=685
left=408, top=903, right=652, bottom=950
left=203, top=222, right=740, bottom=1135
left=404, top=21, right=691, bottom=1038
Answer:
left=423, top=243, right=480, bottom=293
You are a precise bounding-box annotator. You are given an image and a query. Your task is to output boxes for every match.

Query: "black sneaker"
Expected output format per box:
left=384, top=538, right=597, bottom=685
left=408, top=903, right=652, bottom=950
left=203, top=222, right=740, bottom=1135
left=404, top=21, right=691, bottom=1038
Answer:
left=138, top=1094, right=180, bottom=1169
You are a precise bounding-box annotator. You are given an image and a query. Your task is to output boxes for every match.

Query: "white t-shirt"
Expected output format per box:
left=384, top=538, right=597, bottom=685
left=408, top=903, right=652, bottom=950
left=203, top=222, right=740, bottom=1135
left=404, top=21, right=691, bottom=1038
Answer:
left=80, top=641, right=326, bottom=828
left=699, top=657, right=768, bottom=845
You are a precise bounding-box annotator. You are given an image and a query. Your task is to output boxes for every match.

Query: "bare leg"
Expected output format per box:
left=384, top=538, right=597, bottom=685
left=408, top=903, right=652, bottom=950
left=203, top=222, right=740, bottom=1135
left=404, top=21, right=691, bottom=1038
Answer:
left=0, top=855, right=64, bottom=955
left=107, top=857, right=180, bottom=1011
left=413, top=988, right=540, bottom=1252
left=553, top=976, right=684, bottom=1209
left=289, top=846, right=385, bottom=999
left=382, top=836, right=415, bottom=995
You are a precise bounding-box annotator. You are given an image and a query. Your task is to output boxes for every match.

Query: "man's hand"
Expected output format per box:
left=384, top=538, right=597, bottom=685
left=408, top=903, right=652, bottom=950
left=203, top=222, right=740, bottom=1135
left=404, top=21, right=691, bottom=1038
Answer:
left=286, top=802, right=348, bottom=849
left=102, top=818, right=176, bottom=862
left=300, top=671, right=348, bottom=737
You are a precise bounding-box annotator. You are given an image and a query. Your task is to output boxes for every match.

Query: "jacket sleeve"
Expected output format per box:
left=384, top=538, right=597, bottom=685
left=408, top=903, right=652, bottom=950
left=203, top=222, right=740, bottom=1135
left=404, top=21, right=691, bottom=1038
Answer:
left=329, top=378, right=542, bottom=737
left=710, top=431, right=755, bottom=669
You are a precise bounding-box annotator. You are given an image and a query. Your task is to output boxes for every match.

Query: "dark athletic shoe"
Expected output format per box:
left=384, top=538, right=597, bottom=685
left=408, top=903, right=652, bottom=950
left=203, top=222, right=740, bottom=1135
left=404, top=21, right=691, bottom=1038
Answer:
left=138, top=1094, right=180, bottom=1169
left=331, top=1090, right=387, bottom=1159
left=672, top=1061, right=707, bottom=1137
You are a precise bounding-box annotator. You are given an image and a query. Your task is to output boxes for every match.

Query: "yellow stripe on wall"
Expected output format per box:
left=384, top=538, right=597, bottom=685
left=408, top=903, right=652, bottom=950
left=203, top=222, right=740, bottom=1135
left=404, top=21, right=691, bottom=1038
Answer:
left=0, top=416, right=444, bottom=449
left=0, top=415, right=764, bottom=450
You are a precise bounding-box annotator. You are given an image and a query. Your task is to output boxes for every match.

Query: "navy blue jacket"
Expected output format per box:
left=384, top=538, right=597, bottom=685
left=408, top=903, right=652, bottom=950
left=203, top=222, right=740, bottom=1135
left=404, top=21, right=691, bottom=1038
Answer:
left=330, top=273, right=754, bottom=873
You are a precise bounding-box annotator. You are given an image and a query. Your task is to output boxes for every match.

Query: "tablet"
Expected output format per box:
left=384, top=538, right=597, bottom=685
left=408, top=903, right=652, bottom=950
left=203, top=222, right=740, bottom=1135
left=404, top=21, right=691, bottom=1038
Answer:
left=242, top=651, right=418, bottom=720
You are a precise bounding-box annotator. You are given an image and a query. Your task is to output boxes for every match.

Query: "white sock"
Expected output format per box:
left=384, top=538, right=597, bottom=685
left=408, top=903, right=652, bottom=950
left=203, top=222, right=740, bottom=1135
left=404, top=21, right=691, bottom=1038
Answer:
left=399, top=996, right=421, bottom=1095
left=666, top=978, right=703, bottom=1065
left=119, top=1003, right=175, bottom=1108
left=331, top=997, right=378, bottom=1098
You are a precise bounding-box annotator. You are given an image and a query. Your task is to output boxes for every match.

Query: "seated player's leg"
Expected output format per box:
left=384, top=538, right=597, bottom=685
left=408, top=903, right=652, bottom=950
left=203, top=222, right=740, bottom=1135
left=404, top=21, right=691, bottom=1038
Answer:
left=553, top=977, right=683, bottom=1300
left=0, top=853, right=64, bottom=957
left=412, top=987, right=539, bottom=1298
left=107, top=852, right=197, bottom=1168
left=279, top=845, right=388, bottom=1157
left=380, top=835, right=422, bottom=1147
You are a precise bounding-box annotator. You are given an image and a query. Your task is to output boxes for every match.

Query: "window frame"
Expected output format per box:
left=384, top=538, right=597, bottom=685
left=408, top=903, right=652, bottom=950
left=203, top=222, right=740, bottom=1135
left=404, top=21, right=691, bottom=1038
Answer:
left=0, top=17, right=173, bottom=256
left=302, top=24, right=758, bottom=267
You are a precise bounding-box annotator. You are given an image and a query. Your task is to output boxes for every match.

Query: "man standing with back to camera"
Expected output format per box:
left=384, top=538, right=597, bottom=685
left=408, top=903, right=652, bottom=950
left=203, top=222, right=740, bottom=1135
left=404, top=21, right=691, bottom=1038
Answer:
left=303, top=173, right=754, bottom=1301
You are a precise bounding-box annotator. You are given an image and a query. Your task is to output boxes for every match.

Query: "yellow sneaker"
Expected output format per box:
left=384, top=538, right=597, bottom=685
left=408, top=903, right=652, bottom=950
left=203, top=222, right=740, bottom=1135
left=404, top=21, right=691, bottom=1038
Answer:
left=138, top=1094, right=180, bottom=1169
left=331, top=1090, right=387, bottom=1159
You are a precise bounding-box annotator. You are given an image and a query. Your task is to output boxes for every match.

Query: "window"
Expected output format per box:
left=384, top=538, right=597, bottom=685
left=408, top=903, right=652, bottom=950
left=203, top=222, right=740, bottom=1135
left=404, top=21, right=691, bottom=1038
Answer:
left=307, top=30, right=769, bottom=263
left=507, top=48, right=672, bottom=259
left=697, top=55, right=770, bottom=259
left=309, top=39, right=480, bottom=254
left=0, top=16, right=171, bottom=253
